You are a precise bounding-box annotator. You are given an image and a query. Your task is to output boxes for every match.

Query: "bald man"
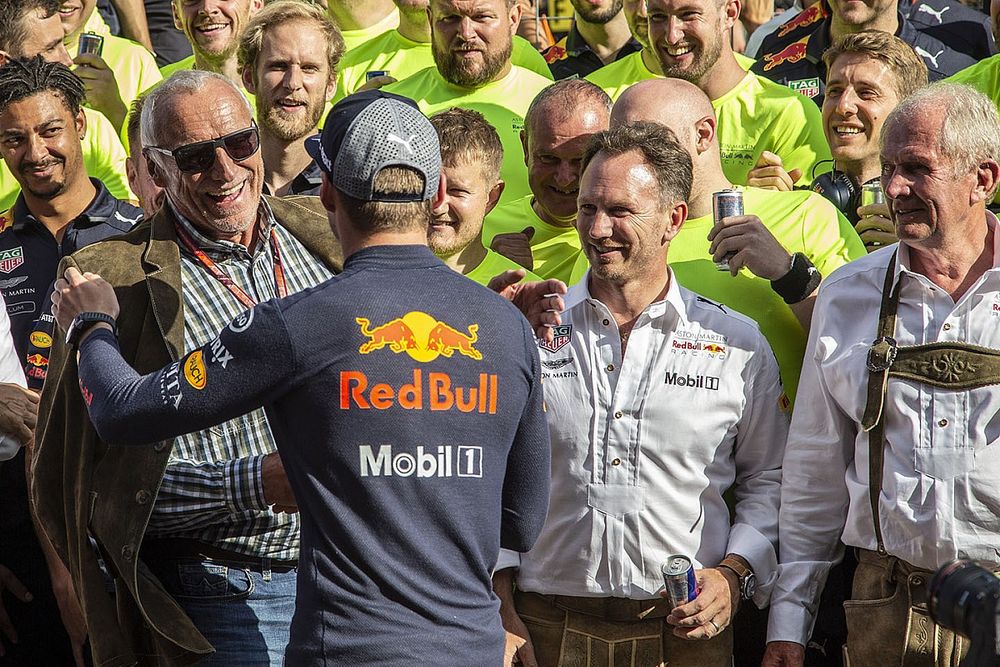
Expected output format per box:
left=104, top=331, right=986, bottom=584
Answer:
left=613, top=78, right=865, bottom=402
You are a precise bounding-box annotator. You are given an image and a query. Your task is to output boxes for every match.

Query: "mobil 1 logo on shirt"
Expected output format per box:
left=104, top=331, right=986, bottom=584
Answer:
left=359, top=444, right=483, bottom=478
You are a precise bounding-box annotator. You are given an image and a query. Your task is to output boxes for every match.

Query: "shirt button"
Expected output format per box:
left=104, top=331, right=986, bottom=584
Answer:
left=154, top=441, right=168, bottom=452
left=135, top=490, right=151, bottom=505
left=121, top=544, right=134, bottom=561
left=943, top=323, right=952, bottom=331
left=603, top=319, right=610, bottom=326
left=938, top=419, right=948, bottom=427
left=612, top=458, right=621, bottom=466
left=606, top=364, right=615, bottom=372
left=614, top=411, right=623, bottom=419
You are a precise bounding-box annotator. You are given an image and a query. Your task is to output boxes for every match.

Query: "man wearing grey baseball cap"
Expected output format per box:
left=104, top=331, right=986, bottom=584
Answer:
left=47, top=89, right=553, bottom=664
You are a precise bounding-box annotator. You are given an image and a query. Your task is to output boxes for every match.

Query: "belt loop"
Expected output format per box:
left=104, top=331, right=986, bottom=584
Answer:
left=262, top=558, right=272, bottom=582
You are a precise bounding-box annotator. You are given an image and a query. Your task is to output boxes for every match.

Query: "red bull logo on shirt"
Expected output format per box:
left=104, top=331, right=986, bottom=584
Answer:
left=763, top=36, right=811, bottom=71
left=356, top=312, right=482, bottom=362
left=776, top=4, right=825, bottom=38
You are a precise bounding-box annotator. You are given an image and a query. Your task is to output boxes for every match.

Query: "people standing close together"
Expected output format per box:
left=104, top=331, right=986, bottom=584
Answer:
left=1, top=0, right=1000, bottom=665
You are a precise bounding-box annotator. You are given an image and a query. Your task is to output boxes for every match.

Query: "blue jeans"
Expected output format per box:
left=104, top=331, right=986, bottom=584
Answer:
left=148, top=558, right=297, bottom=666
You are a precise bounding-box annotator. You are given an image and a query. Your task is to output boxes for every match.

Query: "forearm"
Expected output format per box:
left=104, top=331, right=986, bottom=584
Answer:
left=108, top=0, right=153, bottom=51
left=788, top=293, right=816, bottom=332
left=147, top=454, right=270, bottom=533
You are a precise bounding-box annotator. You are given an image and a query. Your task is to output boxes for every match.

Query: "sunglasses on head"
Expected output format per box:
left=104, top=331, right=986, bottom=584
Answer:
left=145, top=125, right=260, bottom=174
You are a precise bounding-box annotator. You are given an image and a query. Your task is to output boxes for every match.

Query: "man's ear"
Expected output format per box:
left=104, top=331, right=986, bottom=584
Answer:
left=485, top=179, right=505, bottom=216
left=241, top=66, right=257, bottom=94
left=145, top=152, right=167, bottom=188
left=75, top=108, right=87, bottom=141
left=0, top=51, right=9, bottom=67
left=319, top=174, right=337, bottom=212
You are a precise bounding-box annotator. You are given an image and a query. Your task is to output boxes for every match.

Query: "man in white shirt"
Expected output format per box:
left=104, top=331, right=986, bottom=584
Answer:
left=0, top=290, right=31, bottom=462
left=493, top=120, right=789, bottom=667
left=763, top=82, right=1000, bottom=667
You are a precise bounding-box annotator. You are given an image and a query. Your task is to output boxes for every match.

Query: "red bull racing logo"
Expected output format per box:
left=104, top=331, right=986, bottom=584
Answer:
left=763, top=36, right=810, bottom=71
left=356, top=312, right=482, bottom=362
left=776, top=4, right=825, bottom=38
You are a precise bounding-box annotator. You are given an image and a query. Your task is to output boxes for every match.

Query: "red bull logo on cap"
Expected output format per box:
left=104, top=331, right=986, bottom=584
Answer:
left=356, top=312, right=482, bottom=362
left=776, top=4, right=825, bottom=38
left=763, top=36, right=811, bottom=71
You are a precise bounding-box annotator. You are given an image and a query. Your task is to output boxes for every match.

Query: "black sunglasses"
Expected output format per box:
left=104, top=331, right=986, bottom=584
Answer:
left=145, top=125, right=260, bottom=174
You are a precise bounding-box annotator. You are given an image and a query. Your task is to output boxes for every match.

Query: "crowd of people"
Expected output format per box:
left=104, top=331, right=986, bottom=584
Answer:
left=0, top=0, right=999, bottom=664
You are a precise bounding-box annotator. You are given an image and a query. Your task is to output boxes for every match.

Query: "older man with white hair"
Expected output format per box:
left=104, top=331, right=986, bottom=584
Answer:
left=763, top=82, right=1000, bottom=667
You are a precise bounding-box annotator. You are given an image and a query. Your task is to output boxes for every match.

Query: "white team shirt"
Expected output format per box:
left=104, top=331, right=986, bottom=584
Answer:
left=505, top=271, right=788, bottom=607
left=0, top=291, right=27, bottom=460
left=769, top=214, right=1000, bottom=645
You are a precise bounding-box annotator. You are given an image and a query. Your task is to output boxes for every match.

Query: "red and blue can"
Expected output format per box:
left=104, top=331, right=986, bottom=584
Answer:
left=661, top=555, right=699, bottom=609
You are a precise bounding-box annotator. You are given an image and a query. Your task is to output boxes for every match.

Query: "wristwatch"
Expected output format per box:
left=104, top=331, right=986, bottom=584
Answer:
left=718, top=555, right=757, bottom=601
left=65, top=312, right=118, bottom=348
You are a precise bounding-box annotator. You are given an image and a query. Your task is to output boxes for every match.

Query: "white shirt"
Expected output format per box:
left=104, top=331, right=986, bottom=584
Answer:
left=769, top=217, right=1000, bottom=645
left=505, top=272, right=788, bottom=607
left=0, top=290, right=27, bottom=461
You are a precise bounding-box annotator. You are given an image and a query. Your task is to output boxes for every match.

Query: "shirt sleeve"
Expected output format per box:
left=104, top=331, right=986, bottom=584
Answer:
left=77, top=299, right=298, bottom=446
left=727, top=332, right=788, bottom=608
left=499, top=320, right=551, bottom=553
left=146, top=454, right=270, bottom=533
left=766, top=289, right=855, bottom=645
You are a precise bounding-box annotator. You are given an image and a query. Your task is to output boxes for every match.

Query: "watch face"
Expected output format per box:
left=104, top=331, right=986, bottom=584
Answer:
left=743, top=573, right=757, bottom=600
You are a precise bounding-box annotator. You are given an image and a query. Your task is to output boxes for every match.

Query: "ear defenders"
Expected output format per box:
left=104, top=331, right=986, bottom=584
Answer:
left=810, top=162, right=879, bottom=225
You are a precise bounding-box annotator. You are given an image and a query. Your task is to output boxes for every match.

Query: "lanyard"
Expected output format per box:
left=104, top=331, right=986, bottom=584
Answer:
left=174, top=221, right=288, bottom=309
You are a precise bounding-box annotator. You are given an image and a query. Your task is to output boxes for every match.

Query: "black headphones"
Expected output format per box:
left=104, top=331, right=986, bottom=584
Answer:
left=809, top=161, right=878, bottom=224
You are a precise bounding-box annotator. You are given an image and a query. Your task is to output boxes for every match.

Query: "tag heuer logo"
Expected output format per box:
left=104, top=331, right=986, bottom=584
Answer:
left=538, top=325, right=572, bottom=353
left=0, top=247, right=24, bottom=274
left=788, top=77, right=821, bottom=98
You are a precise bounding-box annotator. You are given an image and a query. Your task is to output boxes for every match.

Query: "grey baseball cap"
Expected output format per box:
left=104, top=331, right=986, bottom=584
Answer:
left=306, top=90, right=440, bottom=202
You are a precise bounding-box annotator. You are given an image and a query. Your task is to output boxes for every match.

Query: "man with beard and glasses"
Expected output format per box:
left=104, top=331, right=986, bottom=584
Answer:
left=0, top=56, right=141, bottom=667
left=386, top=0, right=552, bottom=205
left=429, top=108, right=541, bottom=284
left=238, top=1, right=343, bottom=197
left=638, top=0, right=831, bottom=188
left=0, top=0, right=133, bottom=211
left=483, top=79, right=610, bottom=283
left=332, top=0, right=551, bottom=102
left=541, top=0, right=641, bottom=80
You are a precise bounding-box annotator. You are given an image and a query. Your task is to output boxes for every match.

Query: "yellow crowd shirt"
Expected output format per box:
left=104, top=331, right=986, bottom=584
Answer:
left=585, top=51, right=755, bottom=101
left=712, top=71, right=830, bottom=186
left=0, top=108, right=134, bottom=210
left=334, top=32, right=553, bottom=102
left=72, top=11, right=162, bottom=109
left=464, top=248, right=542, bottom=286
left=668, top=187, right=865, bottom=400
left=339, top=9, right=400, bottom=53
left=482, top=195, right=585, bottom=284
left=386, top=65, right=552, bottom=205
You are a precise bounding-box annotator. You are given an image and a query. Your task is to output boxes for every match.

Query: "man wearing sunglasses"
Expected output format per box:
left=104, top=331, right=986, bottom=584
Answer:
left=31, top=69, right=343, bottom=666
left=0, top=56, right=142, bottom=667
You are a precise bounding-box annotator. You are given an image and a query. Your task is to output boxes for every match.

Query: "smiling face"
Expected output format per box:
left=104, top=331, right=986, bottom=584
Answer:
left=0, top=91, right=87, bottom=200
left=174, top=0, right=262, bottom=64
left=648, top=0, right=733, bottom=85
left=428, top=157, right=500, bottom=257
left=577, top=150, right=678, bottom=285
left=525, top=106, right=609, bottom=225
left=249, top=20, right=334, bottom=142
left=14, top=8, right=74, bottom=66
left=880, top=109, right=977, bottom=248
left=429, top=0, right=518, bottom=87
left=823, top=53, right=900, bottom=178
left=58, top=0, right=97, bottom=41
left=149, top=79, right=262, bottom=240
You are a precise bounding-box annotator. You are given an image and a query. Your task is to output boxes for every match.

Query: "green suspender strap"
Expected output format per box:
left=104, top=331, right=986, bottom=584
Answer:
left=860, top=251, right=1000, bottom=554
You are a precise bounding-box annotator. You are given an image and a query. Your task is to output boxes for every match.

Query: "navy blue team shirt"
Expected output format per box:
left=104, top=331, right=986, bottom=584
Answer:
left=76, top=244, right=551, bottom=665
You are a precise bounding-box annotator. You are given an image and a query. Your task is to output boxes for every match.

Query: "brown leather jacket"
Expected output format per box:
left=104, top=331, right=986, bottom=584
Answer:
left=31, top=196, right=342, bottom=666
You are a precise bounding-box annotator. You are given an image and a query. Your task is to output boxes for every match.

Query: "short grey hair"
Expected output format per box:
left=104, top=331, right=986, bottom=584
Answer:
left=883, top=82, right=1000, bottom=187
left=524, top=79, right=612, bottom=140
left=140, top=70, right=253, bottom=151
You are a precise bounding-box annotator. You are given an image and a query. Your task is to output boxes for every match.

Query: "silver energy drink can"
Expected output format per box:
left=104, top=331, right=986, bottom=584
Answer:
left=366, top=70, right=389, bottom=81
left=712, top=189, right=743, bottom=272
left=661, top=555, right=699, bottom=609
left=78, top=32, right=104, bottom=57
left=861, top=181, right=885, bottom=208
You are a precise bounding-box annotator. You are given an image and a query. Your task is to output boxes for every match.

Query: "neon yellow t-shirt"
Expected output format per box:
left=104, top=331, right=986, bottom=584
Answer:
left=0, top=108, right=133, bottom=210
left=464, top=247, right=542, bottom=285
left=712, top=71, right=830, bottom=187
left=386, top=65, right=551, bottom=205
left=70, top=12, right=162, bottom=111
left=584, top=51, right=755, bottom=102
left=339, top=9, right=400, bottom=53
left=668, top=186, right=865, bottom=400
left=334, top=32, right=552, bottom=102
left=947, top=57, right=1000, bottom=203
left=482, top=195, right=585, bottom=284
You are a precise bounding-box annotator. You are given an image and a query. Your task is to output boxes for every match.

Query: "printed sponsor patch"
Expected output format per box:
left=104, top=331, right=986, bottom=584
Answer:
left=538, top=325, right=572, bottom=353
left=665, top=371, right=720, bottom=390
left=357, top=312, right=481, bottom=362
left=788, top=77, right=821, bottom=98
left=0, top=247, right=24, bottom=274
left=542, top=357, right=573, bottom=370
left=183, top=350, right=207, bottom=390
left=29, top=331, right=52, bottom=348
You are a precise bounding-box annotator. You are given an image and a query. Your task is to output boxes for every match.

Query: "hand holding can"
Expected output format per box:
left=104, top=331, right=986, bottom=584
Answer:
left=661, top=555, right=699, bottom=610
left=712, top=190, right=743, bottom=272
